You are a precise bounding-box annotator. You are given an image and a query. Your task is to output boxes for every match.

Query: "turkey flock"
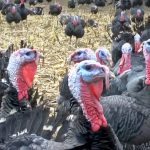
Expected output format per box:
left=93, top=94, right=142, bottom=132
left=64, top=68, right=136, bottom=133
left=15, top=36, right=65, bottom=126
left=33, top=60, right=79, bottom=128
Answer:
left=0, top=0, right=150, bottom=149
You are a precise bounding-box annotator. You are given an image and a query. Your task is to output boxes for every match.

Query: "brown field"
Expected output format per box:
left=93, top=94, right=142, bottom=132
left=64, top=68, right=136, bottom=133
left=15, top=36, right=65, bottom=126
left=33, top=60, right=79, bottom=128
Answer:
left=0, top=1, right=150, bottom=104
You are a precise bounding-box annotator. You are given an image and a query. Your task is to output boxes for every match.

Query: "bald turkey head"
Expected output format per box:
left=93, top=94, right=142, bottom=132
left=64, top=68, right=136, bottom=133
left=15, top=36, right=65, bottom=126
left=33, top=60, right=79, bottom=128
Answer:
left=95, top=47, right=112, bottom=67
left=68, top=48, right=96, bottom=64
left=117, top=43, right=132, bottom=75
left=143, top=39, right=150, bottom=85
left=68, top=60, right=110, bottom=132
left=7, top=48, right=40, bottom=101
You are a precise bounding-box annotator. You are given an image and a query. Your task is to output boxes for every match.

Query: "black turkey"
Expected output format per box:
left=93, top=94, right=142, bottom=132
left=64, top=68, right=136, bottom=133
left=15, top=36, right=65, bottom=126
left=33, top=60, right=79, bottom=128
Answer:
left=85, top=0, right=93, bottom=4
left=130, top=7, right=144, bottom=24
left=68, top=0, right=76, bottom=9
left=86, top=19, right=98, bottom=27
left=65, top=16, right=85, bottom=42
left=78, top=0, right=86, bottom=5
left=37, top=0, right=43, bottom=3
left=116, top=0, right=131, bottom=10
left=59, top=14, right=71, bottom=26
left=94, top=0, right=106, bottom=7
left=91, top=5, right=98, bottom=14
left=49, top=3, right=62, bottom=16
left=18, top=0, right=30, bottom=21
left=29, top=0, right=37, bottom=6
left=111, top=11, right=132, bottom=39
left=30, top=7, right=44, bottom=15
left=5, top=5, right=22, bottom=24
left=145, top=0, right=150, bottom=7
left=130, top=0, right=143, bottom=7
left=111, top=32, right=134, bottom=65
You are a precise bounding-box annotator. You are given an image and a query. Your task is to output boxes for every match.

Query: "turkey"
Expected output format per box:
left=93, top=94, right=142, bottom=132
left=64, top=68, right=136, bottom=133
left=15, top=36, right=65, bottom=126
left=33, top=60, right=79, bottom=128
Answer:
left=77, top=0, right=86, bottom=5
left=145, top=0, right=150, bottom=7
left=130, top=0, right=143, bottom=7
left=5, top=5, right=22, bottom=24
left=30, top=7, right=44, bottom=15
left=59, top=14, right=71, bottom=26
left=116, top=0, right=131, bottom=10
left=29, top=0, right=37, bottom=6
left=0, top=48, right=41, bottom=119
left=94, top=0, right=106, bottom=7
left=18, top=0, right=30, bottom=21
left=117, top=43, right=132, bottom=75
left=91, top=5, right=98, bottom=14
left=111, top=32, right=134, bottom=65
left=65, top=16, right=85, bottom=43
left=111, top=11, right=132, bottom=39
left=68, top=0, right=76, bottom=9
left=0, top=43, right=14, bottom=80
left=130, top=7, right=144, bottom=24
left=86, top=19, right=98, bottom=27
left=85, top=0, right=93, bottom=4
left=0, top=60, right=123, bottom=150
left=49, top=3, right=62, bottom=16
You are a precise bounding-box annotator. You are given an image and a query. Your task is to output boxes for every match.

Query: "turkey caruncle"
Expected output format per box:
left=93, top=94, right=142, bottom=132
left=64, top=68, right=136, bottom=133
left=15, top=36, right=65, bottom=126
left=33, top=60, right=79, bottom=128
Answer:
left=0, top=60, right=123, bottom=150
left=54, top=40, right=150, bottom=149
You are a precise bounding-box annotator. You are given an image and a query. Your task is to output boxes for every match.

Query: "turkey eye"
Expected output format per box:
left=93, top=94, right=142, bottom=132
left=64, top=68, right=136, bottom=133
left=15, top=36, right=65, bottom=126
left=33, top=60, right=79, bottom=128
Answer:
left=26, top=52, right=31, bottom=56
left=85, top=65, right=92, bottom=71
left=77, top=51, right=82, bottom=55
left=147, top=42, right=150, bottom=45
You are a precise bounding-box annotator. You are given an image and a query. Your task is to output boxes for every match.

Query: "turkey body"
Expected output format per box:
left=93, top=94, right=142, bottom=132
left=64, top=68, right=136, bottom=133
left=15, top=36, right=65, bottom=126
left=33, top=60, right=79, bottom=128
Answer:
left=65, top=20, right=84, bottom=39
left=5, top=5, right=21, bottom=24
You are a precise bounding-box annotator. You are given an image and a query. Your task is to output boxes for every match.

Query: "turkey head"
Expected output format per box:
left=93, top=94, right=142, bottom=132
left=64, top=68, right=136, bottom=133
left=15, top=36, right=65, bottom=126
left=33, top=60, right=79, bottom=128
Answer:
left=7, top=48, right=40, bottom=101
left=68, top=60, right=110, bottom=132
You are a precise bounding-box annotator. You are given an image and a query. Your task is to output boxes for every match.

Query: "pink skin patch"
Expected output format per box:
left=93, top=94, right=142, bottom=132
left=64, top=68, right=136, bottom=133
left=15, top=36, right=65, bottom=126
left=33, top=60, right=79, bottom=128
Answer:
left=117, top=54, right=131, bottom=75
left=11, top=7, right=17, bottom=14
left=17, top=61, right=37, bottom=101
left=20, top=0, right=24, bottom=4
left=80, top=79, right=107, bottom=132
left=143, top=50, right=150, bottom=85
left=134, top=41, right=141, bottom=53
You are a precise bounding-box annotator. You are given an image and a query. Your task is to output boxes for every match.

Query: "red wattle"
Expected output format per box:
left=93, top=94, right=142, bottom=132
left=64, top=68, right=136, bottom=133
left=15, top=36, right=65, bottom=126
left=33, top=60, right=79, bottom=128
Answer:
left=117, top=53, right=131, bottom=75
left=17, top=61, right=37, bottom=101
left=80, top=79, right=107, bottom=132
left=134, top=41, right=141, bottom=53
left=144, top=52, right=150, bottom=85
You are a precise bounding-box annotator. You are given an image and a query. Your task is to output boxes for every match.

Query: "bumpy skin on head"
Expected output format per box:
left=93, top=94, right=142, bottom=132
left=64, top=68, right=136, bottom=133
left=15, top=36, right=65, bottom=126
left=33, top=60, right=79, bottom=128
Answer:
left=7, top=48, right=40, bottom=101
left=118, top=43, right=132, bottom=75
left=68, top=60, right=110, bottom=132
left=69, top=48, right=96, bottom=64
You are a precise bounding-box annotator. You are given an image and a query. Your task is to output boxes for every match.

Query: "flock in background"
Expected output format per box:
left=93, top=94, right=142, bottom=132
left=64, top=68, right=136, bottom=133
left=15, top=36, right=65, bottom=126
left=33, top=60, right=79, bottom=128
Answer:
left=0, top=0, right=150, bottom=149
